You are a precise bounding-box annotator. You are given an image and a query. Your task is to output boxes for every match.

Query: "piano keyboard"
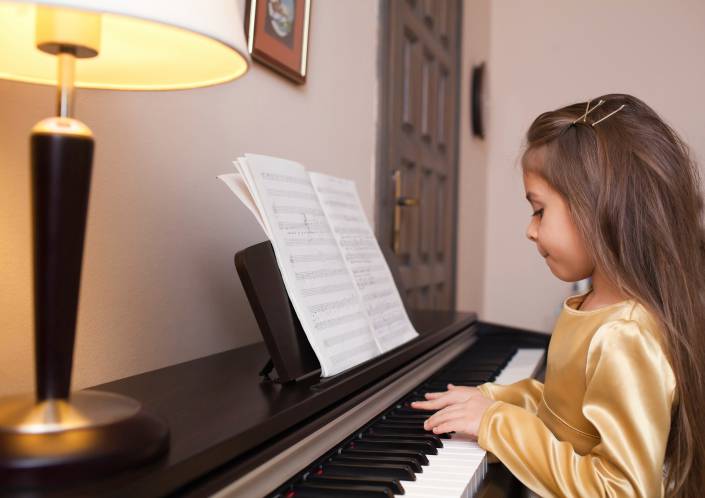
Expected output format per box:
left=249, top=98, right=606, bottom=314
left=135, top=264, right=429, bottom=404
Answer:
left=269, top=342, right=545, bottom=498
left=396, top=348, right=545, bottom=498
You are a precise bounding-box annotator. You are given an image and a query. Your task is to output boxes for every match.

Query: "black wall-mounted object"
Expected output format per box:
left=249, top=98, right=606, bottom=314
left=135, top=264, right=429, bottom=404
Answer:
left=471, top=62, right=485, bottom=139
left=235, top=241, right=321, bottom=383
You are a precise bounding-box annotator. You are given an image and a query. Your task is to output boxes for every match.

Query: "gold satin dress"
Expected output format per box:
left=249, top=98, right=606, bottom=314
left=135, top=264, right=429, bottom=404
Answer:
left=477, top=291, right=677, bottom=498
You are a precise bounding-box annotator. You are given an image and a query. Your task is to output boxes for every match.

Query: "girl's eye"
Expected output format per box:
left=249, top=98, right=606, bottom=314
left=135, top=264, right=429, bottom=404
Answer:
left=532, top=208, right=544, bottom=218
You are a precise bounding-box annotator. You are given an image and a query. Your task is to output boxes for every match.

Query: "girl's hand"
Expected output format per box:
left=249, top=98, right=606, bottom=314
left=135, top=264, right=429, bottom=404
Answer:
left=410, top=384, right=482, bottom=411
left=422, top=395, right=495, bottom=438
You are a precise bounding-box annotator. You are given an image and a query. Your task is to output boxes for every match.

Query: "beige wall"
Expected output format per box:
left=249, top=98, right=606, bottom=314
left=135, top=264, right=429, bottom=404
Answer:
left=456, top=0, right=491, bottom=316
left=457, top=0, right=705, bottom=332
left=0, top=0, right=380, bottom=397
left=4, top=1, right=705, bottom=397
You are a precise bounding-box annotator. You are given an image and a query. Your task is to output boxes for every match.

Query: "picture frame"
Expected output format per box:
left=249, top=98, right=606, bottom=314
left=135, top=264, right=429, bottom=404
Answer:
left=245, top=0, right=312, bottom=84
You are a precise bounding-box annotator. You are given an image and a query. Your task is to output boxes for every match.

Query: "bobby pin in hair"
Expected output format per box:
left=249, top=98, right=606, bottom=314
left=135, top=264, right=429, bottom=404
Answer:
left=592, top=104, right=626, bottom=127
left=572, top=99, right=605, bottom=124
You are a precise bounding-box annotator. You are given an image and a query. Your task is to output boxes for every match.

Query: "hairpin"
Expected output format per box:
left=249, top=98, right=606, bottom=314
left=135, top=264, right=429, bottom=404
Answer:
left=572, top=99, right=605, bottom=124
left=592, top=104, right=626, bottom=127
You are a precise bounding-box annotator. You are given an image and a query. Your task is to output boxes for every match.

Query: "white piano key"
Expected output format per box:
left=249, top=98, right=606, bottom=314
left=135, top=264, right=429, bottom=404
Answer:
left=395, top=348, right=544, bottom=497
left=493, top=348, right=545, bottom=385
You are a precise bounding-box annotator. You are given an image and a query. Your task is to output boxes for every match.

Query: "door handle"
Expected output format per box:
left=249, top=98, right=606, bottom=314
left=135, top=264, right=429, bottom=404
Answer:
left=392, top=170, right=418, bottom=254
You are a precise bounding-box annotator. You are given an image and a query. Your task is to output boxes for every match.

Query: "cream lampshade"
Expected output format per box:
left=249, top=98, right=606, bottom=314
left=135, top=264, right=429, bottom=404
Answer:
left=0, top=0, right=249, bottom=487
left=0, top=0, right=249, bottom=89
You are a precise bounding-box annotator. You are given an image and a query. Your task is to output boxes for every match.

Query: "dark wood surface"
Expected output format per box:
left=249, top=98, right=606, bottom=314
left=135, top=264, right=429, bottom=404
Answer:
left=2, top=310, right=478, bottom=498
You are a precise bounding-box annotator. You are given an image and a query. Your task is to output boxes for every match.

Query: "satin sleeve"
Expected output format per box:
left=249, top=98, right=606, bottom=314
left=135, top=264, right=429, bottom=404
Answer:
left=477, top=378, right=544, bottom=414
left=477, top=319, right=676, bottom=498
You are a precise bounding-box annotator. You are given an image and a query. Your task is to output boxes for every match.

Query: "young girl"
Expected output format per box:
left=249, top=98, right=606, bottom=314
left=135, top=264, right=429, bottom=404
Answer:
left=412, top=94, right=705, bottom=497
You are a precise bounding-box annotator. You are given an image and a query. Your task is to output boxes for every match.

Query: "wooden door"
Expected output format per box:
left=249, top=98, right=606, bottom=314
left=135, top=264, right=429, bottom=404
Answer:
left=377, top=0, right=462, bottom=311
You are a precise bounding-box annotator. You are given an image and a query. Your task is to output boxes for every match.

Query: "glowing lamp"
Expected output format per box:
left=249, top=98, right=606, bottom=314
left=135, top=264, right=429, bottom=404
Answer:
left=0, top=0, right=249, bottom=486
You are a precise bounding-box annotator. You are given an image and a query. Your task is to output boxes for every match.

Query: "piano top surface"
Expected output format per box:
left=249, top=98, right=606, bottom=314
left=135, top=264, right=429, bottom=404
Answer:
left=9, top=309, right=477, bottom=498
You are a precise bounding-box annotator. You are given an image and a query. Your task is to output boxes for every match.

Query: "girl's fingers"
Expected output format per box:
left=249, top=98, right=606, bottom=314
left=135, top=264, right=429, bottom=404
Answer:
left=423, top=404, right=463, bottom=429
left=412, top=392, right=453, bottom=410
left=424, top=391, right=446, bottom=400
left=411, top=386, right=479, bottom=411
left=411, top=398, right=446, bottom=410
left=432, top=419, right=466, bottom=435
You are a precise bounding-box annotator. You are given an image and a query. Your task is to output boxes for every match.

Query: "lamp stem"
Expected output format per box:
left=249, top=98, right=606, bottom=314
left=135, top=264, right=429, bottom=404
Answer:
left=32, top=48, right=93, bottom=402
left=56, top=50, right=76, bottom=118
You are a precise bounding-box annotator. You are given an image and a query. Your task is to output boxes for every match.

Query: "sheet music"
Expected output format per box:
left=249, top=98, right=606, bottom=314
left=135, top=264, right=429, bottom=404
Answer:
left=309, top=172, right=418, bottom=352
left=217, top=171, right=271, bottom=237
left=237, top=154, right=381, bottom=376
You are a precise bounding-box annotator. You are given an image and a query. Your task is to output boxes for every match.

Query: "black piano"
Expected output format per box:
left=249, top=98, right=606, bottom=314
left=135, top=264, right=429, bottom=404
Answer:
left=2, top=245, right=549, bottom=498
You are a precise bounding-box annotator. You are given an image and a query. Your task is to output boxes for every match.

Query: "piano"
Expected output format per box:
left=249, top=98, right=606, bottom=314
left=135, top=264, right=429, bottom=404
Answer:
left=2, top=313, right=548, bottom=498
left=1, top=244, right=549, bottom=498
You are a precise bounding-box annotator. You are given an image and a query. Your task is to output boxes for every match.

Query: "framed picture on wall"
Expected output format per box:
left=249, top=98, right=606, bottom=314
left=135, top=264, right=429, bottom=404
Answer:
left=245, top=0, right=312, bottom=84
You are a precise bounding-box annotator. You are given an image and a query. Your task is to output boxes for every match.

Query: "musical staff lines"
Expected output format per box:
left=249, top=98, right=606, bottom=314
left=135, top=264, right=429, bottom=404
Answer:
left=262, top=172, right=312, bottom=186
left=309, top=170, right=419, bottom=355
left=273, top=204, right=325, bottom=216
left=295, top=268, right=348, bottom=281
left=329, top=341, right=379, bottom=365
left=284, top=236, right=337, bottom=246
left=310, top=295, right=358, bottom=314
left=315, top=186, right=356, bottom=198
left=290, top=253, right=342, bottom=265
left=278, top=220, right=329, bottom=231
left=314, top=312, right=366, bottom=331
left=301, top=282, right=354, bottom=297
left=267, top=189, right=318, bottom=201
left=322, top=326, right=371, bottom=347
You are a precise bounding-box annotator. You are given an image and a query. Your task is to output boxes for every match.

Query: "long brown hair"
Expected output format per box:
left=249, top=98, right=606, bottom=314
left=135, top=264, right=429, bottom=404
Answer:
left=521, top=93, right=705, bottom=497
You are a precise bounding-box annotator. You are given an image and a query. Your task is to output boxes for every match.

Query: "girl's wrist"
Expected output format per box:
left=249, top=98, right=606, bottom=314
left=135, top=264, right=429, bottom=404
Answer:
left=477, top=400, right=502, bottom=450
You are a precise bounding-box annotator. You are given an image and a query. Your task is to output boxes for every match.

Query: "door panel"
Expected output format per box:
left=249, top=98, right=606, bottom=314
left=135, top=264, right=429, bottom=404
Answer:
left=377, top=0, right=461, bottom=311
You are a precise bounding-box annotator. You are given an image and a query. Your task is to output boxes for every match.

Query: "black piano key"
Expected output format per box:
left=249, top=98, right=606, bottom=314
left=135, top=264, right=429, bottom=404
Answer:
left=323, top=462, right=416, bottom=481
left=454, top=354, right=514, bottom=366
left=382, top=415, right=428, bottom=424
left=374, top=422, right=427, bottom=432
left=427, top=381, right=485, bottom=389
left=376, top=419, right=423, bottom=428
left=438, top=370, right=496, bottom=379
left=333, top=455, right=422, bottom=473
left=362, top=429, right=443, bottom=448
left=305, top=474, right=405, bottom=495
left=390, top=408, right=433, bottom=418
left=366, top=429, right=444, bottom=447
left=341, top=448, right=429, bottom=466
left=373, top=424, right=450, bottom=439
left=424, top=379, right=487, bottom=390
left=443, top=368, right=498, bottom=377
left=351, top=438, right=438, bottom=455
left=293, top=482, right=394, bottom=498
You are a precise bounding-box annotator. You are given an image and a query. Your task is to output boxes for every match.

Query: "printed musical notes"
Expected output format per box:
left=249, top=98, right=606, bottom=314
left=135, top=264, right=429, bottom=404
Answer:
left=219, top=154, right=418, bottom=377
left=309, top=172, right=418, bottom=351
left=232, top=155, right=380, bottom=376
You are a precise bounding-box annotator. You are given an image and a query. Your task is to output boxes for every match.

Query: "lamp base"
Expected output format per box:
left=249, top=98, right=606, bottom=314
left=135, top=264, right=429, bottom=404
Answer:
left=0, top=390, right=169, bottom=487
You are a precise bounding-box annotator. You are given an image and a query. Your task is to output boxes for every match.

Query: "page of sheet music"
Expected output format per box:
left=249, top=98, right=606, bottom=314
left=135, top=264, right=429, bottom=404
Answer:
left=217, top=172, right=271, bottom=238
left=308, top=172, right=419, bottom=352
left=237, top=154, right=382, bottom=376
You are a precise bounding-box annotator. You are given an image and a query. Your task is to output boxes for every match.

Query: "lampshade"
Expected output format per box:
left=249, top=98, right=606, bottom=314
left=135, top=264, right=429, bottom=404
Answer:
left=0, top=0, right=250, bottom=90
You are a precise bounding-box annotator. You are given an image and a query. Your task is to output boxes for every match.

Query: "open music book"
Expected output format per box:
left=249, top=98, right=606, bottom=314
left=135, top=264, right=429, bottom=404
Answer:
left=218, top=154, right=418, bottom=377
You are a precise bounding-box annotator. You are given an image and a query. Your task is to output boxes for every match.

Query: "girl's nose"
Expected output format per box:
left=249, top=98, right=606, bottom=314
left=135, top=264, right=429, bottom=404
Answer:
left=526, top=219, right=538, bottom=242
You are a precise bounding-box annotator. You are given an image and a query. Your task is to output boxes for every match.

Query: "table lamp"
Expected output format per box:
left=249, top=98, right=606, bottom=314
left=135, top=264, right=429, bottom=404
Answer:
left=0, top=0, right=249, bottom=486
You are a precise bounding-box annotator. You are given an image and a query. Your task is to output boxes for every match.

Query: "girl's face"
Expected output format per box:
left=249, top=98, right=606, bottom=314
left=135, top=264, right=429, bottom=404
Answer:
left=523, top=170, right=594, bottom=282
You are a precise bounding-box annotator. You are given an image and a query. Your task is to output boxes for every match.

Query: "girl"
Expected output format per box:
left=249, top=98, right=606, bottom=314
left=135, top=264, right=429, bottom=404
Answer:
left=412, top=94, right=705, bottom=497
